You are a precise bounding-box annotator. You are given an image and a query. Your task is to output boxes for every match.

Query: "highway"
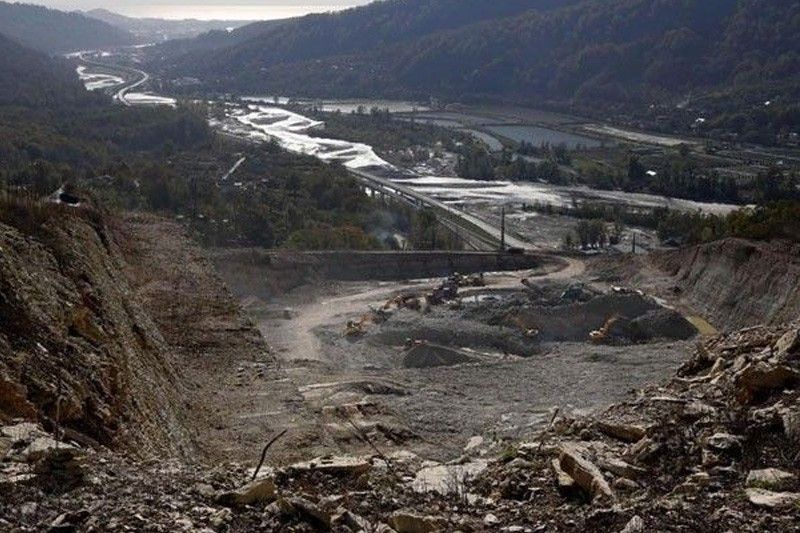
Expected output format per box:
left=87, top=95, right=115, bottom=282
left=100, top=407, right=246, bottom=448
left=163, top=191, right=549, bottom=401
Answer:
left=218, top=129, right=529, bottom=252
left=348, top=168, right=530, bottom=251
left=76, top=52, right=155, bottom=107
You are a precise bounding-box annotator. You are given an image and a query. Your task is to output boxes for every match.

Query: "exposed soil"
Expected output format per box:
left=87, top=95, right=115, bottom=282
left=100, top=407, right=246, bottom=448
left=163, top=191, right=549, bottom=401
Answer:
left=117, top=213, right=331, bottom=464
left=223, top=255, right=698, bottom=462
left=2, top=207, right=798, bottom=532
left=588, top=238, right=800, bottom=332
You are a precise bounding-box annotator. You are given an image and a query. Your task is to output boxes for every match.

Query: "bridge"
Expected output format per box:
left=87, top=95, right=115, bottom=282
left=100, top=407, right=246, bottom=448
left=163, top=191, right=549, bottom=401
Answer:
left=348, top=168, right=530, bottom=252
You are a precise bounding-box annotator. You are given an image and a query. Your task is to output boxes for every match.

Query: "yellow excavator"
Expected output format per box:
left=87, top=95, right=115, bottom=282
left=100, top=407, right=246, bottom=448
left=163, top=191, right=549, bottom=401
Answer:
left=589, top=315, right=621, bottom=344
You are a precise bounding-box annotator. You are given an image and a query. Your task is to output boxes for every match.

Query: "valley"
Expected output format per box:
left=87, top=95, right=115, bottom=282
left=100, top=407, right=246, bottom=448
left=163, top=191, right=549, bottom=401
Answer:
left=1, top=1, right=800, bottom=531
left=74, top=50, right=762, bottom=256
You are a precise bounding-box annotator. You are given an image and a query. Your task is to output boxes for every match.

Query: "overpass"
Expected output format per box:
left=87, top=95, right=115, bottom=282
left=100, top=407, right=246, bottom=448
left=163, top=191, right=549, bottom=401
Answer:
left=348, top=168, right=530, bottom=252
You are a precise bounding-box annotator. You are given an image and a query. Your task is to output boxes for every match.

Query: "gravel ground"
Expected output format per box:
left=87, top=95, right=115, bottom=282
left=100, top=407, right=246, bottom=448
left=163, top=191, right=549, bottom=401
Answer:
left=240, top=271, right=696, bottom=462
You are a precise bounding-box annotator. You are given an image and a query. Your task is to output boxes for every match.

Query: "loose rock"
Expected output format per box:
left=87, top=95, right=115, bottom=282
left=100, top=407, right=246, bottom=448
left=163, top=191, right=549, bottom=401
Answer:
left=388, top=511, right=446, bottom=533
left=216, top=477, right=276, bottom=507
left=745, top=488, right=800, bottom=509
left=746, top=468, right=796, bottom=491
left=558, top=443, right=614, bottom=501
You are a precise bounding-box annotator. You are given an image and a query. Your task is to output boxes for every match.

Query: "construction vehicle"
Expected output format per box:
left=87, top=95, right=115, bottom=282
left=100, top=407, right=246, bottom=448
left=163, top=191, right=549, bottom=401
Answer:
left=589, top=315, right=620, bottom=344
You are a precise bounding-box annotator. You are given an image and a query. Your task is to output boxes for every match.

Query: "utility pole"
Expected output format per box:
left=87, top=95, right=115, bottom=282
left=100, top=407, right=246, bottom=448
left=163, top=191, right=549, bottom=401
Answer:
left=500, top=206, right=506, bottom=252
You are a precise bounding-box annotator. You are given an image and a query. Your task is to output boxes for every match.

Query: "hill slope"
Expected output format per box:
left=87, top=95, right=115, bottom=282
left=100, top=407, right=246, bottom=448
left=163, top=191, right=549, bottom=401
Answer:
left=0, top=33, right=92, bottom=107
left=155, top=0, right=576, bottom=72
left=0, top=203, right=191, bottom=455
left=0, top=1, right=136, bottom=53
left=653, top=238, right=800, bottom=331
left=158, top=0, right=800, bottom=125
left=84, top=8, right=251, bottom=42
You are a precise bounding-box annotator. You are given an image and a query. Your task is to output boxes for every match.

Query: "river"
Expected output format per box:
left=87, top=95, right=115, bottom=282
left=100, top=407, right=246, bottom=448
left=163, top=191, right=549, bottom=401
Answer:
left=222, top=103, right=741, bottom=215
left=72, top=61, right=741, bottom=217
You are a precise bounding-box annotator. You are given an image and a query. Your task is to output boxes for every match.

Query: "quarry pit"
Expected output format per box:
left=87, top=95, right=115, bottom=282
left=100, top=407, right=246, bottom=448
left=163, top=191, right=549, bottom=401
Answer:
left=213, top=250, right=699, bottom=461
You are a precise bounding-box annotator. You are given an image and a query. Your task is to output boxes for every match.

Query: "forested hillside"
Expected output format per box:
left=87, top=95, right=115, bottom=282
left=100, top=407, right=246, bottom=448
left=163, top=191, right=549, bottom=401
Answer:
left=0, top=1, right=135, bottom=53
left=0, top=33, right=96, bottom=107
left=156, top=0, right=800, bottom=135
left=154, top=0, right=577, bottom=72
left=0, top=31, right=388, bottom=251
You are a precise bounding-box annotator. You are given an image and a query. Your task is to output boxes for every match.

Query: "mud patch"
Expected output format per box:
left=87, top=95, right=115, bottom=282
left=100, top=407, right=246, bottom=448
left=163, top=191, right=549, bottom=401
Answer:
left=371, top=310, right=539, bottom=357
left=299, top=379, right=409, bottom=401
left=402, top=342, right=477, bottom=368
left=492, top=292, right=697, bottom=344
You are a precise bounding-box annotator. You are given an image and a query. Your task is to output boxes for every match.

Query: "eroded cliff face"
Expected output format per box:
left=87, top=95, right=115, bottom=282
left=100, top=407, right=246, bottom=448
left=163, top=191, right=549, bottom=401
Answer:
left=652, top=239, right=800, bottom=330
left=0, top=204, right=192, bottom=456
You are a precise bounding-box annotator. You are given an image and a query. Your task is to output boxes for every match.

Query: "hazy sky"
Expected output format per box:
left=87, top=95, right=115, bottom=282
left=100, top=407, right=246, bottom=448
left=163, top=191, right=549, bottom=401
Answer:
left=33, top=1, right=373, bottom=20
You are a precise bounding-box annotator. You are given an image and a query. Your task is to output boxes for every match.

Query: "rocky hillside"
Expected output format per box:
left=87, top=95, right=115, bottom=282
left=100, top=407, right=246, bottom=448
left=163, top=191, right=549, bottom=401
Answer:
left=653, top=238, right=800, bottom=331
left=0, top=200, right=192, bottom=455
left=0, top=197, right=271, bottom=459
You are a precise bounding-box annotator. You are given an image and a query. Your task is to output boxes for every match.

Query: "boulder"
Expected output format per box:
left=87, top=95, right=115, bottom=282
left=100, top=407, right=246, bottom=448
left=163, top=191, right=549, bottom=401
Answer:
left=671, top=472, right=711, bottom=495
left=620, top=515, right=645, bottom=533
left=612, top=477, right=640, bottom=492
left=745, top=488, right=800, bottom=509
left=705, top=433, right=742, bottom=457
left=746, top=468, right=796, bottom=491
left=734, top=362, right=799, bottom=404
left=551, top=458, right=577, bottom=494
left=412, top=460, right=488, bottom=495
left=23, top=437, right=73, bottom=463
left=558, top=444, right=614, bottom=501
left=483, top=513, right=500, bottom=526
left=627, top=437, right=663, bottom=463
left=774, top=329, right=800, bottom=360
left=332, top=509, right=372, bottom=531
left=388, top=511, right=446, bottom=533
left=596, top=421, right=646, bottom=443
left=216, top=477, right=276, bottom=507
left=681, top=401, right=717, bottom=420
left=597, top=455, right=647, bottom=480
left=283, top=497, right=331, bottom=530
left=289, top=455, right=372, bottom=477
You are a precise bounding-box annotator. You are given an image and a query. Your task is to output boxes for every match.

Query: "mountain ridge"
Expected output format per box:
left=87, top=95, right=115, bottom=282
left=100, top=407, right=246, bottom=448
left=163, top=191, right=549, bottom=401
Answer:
left=83, top=8, right=252, bottom=42
left=153, top=0, right=800, bottom=133
left=153, top=0, right=577, bottom=73
left=0, top=1, right=136, bottom=53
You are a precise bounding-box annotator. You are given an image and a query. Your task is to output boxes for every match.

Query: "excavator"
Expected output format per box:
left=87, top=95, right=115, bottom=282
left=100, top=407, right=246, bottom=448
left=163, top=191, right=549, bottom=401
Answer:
left=589, top=315, right=621, bottom=344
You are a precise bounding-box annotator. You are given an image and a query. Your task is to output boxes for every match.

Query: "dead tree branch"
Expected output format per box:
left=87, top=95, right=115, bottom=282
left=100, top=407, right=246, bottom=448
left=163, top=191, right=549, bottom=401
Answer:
left=252, top=429, right=288, bottom=481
